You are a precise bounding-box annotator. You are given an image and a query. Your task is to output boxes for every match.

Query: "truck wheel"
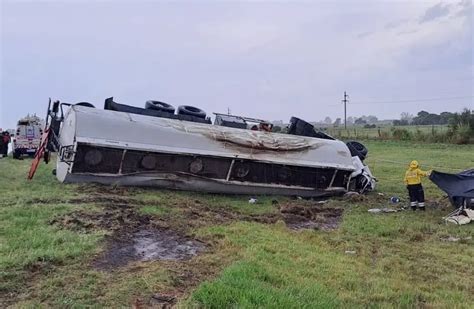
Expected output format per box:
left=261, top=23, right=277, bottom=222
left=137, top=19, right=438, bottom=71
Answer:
left=177, top=105, right=206, bottom=119
left=145, top=100, right=175, bottom=113
left=75, top=102, right=95, bottom=108
left=346, top=141, right=368, bottom=161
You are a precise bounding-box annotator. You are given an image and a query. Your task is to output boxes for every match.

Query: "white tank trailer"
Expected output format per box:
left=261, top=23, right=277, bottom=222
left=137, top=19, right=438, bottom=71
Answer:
left=32, top=98, right=375, bottom=197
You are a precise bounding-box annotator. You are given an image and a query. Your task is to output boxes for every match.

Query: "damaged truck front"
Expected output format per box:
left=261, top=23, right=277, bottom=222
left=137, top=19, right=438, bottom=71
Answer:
left=29, top=98, right=375, bottom=197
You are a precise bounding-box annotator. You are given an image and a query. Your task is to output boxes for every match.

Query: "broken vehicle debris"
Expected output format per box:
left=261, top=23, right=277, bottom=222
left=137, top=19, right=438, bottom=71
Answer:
left=29, top=98, right=376, bottom=197
left=444, top=208, right=474, bottom=225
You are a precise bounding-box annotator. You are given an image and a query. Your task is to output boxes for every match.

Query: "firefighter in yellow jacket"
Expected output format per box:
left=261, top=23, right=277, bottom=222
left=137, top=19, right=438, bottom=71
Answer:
left=404, top=160, right=431, bottom=211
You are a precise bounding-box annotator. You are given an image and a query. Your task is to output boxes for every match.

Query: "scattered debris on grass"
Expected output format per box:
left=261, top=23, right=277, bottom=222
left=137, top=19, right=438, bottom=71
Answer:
left=444, top=208, right=474, bottom=225
left=368, top=208, right=399, bottom=214
left=389, top=196, right=400, bottom=203
left=440, top=236, right=472, bottom=242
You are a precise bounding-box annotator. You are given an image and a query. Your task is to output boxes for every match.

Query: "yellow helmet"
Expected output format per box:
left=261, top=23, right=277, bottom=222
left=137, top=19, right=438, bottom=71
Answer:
left=409, top=160, right=419, bottom=169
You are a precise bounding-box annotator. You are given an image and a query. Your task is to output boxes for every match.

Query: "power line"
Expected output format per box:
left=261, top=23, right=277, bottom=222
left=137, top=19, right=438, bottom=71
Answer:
left=329, top=95, right=473, bottom=106
left=342, top=91, right=348, bottom=129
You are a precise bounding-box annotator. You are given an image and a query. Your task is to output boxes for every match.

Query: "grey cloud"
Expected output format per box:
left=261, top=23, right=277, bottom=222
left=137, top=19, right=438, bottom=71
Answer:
left=384, top=18, right=410, bottom=30
left=455, top=0, right=472, bottom=19
left=357, top=31, right=373, bottom=39
left=1, top=1, right=472, bottom=128
left=419, top=2, right=451, bottom=23
left=397, top=29, right=418, bottom=36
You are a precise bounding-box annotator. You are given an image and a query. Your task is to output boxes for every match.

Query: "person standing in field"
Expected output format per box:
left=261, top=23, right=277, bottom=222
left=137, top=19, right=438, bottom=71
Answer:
left=1, top=131, right=11, bottom=157
left=0, top=129, right=4, bottom=158
left=404, top=160, right=431, bottom=211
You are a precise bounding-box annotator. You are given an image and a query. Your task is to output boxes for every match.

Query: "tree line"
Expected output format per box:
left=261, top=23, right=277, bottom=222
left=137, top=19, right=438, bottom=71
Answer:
left=392, top=110, right=471, bottom=126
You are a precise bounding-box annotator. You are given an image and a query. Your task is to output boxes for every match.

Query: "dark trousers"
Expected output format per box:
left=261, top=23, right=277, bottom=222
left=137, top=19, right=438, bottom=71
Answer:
left=407, top=184, right=425, bottom=207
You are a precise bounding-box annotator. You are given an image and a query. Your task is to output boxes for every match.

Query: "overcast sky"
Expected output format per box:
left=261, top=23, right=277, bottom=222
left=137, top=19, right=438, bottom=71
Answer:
left=1, top=0, right=472, bottom=129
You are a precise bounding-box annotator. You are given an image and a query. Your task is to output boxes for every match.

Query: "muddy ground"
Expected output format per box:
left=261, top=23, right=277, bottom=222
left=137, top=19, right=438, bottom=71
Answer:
left=44, top=187, right=345, bottom=306
left=50, top=191, right=344, bottom=270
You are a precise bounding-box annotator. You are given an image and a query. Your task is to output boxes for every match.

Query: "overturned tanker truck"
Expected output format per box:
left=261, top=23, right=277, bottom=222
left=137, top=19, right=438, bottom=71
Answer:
left=29, top=98, right=376, bottom=197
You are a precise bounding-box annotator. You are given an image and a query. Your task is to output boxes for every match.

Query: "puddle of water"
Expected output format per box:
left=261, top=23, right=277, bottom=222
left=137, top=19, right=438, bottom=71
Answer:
left=134, top=230, right=205, bottom=261
left=94, top=228, right=205, bottom=270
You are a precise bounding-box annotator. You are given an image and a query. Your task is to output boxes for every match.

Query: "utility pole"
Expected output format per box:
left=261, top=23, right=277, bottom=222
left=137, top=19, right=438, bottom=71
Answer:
left=342, top=91, right=349, bottom=129
left=227, top=107, right=231, bottom=115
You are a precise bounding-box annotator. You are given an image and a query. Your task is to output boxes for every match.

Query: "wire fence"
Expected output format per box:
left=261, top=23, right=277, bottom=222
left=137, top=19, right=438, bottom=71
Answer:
left=325, top=125, right=450, bottom=141
left=369, top=158, right=466, bottom=172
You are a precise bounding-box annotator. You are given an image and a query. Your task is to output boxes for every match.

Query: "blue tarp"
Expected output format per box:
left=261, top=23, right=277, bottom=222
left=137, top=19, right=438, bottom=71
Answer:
left=430, top=169, right=474, bottom=206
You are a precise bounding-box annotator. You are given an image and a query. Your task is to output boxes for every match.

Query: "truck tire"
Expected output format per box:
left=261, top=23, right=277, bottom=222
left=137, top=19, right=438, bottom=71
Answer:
left=346, top=141, right=368, bottom=161
left=145, top=100, right=175, bottom=113
left=288, top=117, right=335, bottom=140
left=75, top=102, right=95, bottom=108
left=177, top=105, right=206, bottom=119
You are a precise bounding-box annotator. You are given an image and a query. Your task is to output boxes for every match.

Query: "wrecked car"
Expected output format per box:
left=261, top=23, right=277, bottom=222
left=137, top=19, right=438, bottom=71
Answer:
left=29, top=98, right=375, bottom=197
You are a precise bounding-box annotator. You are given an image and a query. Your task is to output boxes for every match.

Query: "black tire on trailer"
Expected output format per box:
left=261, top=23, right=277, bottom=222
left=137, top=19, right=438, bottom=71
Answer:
left=75, top=102, right=95, bottom=108
left=346, top=141, right=368, bottom=161
left=177, top=105, right=206, bottom=119
left=145, top=100, right=175, bottom=113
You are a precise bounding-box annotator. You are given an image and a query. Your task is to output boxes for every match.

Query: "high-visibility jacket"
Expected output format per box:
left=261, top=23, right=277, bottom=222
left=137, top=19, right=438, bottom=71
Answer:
left=404, top=160, right=429, bottom=185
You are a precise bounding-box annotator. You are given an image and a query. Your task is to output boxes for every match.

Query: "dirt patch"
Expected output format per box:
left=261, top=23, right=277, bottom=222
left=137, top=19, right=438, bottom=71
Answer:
left=50, top=203, right=149, bottom=232
left=147, top=200, right=282, bottom=234
left=75, top=183, right=135, bottom=196
left=280, top=203, right=344, bottom=231
left=44, top=188, right=345, bottom=307
left=50, top=190, right=343, bottom=273
left=50, top=202, right=206, bottom=270
left=148, top=199, right=342, bottom=233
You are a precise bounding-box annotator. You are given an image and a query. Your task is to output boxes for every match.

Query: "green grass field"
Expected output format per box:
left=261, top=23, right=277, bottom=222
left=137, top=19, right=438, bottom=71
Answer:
left=326, top=125, right=449, bottom=140
left=1, top=140, right=473, bottom=308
